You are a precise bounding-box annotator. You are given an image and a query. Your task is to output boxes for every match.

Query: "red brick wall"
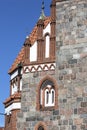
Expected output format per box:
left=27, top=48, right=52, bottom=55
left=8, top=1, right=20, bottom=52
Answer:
left=5, top=109, right=20, bottom=130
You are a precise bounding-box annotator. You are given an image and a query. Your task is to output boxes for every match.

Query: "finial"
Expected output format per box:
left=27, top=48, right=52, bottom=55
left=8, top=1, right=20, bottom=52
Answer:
left=42, top=1, right=45, bottom=10
left=25, top=28, right=29, bottom=39
left=39, top=1, right=46, bottom=20
left=26, top=35, right=29, bottom=39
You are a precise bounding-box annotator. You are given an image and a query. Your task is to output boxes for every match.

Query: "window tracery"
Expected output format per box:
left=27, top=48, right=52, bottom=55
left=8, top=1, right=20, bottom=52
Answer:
left=44, top=86, right=55, bottom=107
left=39, top=79, right=55, bottom=109
left=36, top=76, right=58, bottom=111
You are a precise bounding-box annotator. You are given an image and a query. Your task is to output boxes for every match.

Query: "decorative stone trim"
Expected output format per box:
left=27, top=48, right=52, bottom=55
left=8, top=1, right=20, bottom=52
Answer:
left=23, top=63, right=56, bottom=73
left=5, top=102, right=21, bottom=114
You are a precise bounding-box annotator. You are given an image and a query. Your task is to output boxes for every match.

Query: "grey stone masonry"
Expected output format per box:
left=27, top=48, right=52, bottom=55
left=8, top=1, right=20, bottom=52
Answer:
left=17, top=70, right=57, bottom=130
left=17, top=0, right=87, bottom=130
left=56, top=0, right=87, bottom=130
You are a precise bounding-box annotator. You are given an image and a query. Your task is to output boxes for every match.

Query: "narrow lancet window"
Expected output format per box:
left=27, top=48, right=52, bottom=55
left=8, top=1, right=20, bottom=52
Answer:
left=46, top=91, right=49, bottom=104
left=52, top=90, right=54, bottom=104
left=45, top=35, right=50, bottom=58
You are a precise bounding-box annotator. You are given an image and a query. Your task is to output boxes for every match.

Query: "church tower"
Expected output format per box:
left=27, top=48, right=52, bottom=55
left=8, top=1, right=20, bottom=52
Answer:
left=4, top=0, right=57, bottom=130
left=4, top=0, right=87, bottom=130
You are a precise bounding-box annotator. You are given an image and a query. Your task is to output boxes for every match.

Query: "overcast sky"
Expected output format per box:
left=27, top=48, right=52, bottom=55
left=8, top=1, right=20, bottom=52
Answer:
left=0, top=0, right=51, bottom=126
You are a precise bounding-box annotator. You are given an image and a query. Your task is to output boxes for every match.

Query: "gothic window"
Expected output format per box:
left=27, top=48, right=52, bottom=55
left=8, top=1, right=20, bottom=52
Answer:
left=37, top=76, right=58, bottom=111
left=40, top=79, right=55, bottom=109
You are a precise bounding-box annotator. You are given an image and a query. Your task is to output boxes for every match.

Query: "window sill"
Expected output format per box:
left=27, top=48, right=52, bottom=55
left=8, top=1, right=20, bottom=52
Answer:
left=40, top=105, right=55, bottom=111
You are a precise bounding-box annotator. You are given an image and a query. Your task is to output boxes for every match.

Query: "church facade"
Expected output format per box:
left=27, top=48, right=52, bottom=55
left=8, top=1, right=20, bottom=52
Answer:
left=4, top=0, right=87, bottom=130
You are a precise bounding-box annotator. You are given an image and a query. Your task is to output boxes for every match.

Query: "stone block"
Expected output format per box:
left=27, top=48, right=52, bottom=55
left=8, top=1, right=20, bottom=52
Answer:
left=58, top=120, right=62, bottom=125
left=26, top=116, right=36, bottom=121
left=63, top=120, right=68, bottom=125
left=63, top=99, right=67, bottom=103
left=81, top=102, right=87, bottom=107
left=53, top=110, right=59, bottom=115
left=72, top=125, right=76, bottom=130
left=68, top=59, right=77, bottom=64
left=74, top=118, right=83, bottom=125
left=77, top=97, right=83, bottom=102
left=81, top=125, right=85, bottom=129
left=60, top=126, right=66, bottom=130
left=78, top=108, right=87, bottom=114
left=83, top=118, right=87, bottom=123
left=80, top=114, right=87, bottom=118
left=26, top=128, right=30, bottom=130
left=74, top=108, right=77, bottom=114
left=84, top=3, right=87, bottom=8
left=69, top=119, right=73, bottom=125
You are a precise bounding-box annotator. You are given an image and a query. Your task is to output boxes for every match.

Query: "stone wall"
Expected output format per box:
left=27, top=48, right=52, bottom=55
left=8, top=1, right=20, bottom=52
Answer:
left=56, top=0, right=87, bottom=130
left=17, top=70, right=57, bottom=130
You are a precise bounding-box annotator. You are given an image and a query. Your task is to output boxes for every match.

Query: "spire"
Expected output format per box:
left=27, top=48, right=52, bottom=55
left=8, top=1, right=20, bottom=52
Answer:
left=39, top=1, right=46, bottom=20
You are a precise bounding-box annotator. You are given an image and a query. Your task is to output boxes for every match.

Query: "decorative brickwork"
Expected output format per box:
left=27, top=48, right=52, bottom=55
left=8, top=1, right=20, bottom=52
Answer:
left=5, top=109, right=20, bottom=130
left=24, top=38, right=31, bottom=64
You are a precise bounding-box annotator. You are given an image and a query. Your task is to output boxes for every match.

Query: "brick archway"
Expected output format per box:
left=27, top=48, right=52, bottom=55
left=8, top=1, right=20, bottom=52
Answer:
left=34, top=121, right=47, bottom=130
left=36, top=75, right=58, bottom=110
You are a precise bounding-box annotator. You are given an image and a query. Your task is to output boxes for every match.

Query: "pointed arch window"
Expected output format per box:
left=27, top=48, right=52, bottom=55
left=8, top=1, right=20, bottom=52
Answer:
left=37, top=78, right=58, bottom=111
left=37, top=76, right=58, bottom=111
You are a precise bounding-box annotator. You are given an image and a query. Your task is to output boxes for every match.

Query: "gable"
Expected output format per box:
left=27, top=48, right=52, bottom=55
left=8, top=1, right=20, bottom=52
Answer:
left=8, top=17, right=51, bottom=74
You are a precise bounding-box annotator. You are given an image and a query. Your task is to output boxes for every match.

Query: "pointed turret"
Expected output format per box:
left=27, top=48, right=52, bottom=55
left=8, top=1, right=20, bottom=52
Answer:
left=39, top=1, right=46, bottom=20
left=50, top=0, right=56, bottom=60
left=37, top=1, right=45, bottom=62
left=50, top=0, right=56, bottom=20
left=24, top=36, right=31, bottom=64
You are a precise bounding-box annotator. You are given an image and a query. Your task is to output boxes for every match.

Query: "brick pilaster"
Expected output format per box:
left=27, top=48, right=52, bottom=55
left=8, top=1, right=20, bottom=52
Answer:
left=50, top=0, right=56, bottom=60
left=37, top=19, right=44, bottom=62
left=24, top=37, right=31, bottom=64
